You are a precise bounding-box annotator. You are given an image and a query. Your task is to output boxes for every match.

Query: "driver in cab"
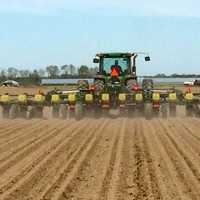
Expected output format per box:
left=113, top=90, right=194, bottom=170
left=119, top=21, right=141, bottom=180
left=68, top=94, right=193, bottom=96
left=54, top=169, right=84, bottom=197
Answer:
left=110, top=60, right=123, bottom=77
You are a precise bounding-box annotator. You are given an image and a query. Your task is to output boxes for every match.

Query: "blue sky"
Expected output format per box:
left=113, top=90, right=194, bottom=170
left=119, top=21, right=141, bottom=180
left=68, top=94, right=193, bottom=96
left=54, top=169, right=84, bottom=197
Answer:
left=0, top=0, right=200, bottom=75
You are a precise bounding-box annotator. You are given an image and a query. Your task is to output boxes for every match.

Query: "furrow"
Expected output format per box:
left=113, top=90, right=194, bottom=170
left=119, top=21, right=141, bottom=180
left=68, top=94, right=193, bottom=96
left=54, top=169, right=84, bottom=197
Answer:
left=40, top=119, right=109, bottom=200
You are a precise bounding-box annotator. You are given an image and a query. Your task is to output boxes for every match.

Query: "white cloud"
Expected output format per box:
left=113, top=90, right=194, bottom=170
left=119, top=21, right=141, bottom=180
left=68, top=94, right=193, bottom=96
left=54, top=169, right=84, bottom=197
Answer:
left=0, top=0, right=200, bottom=17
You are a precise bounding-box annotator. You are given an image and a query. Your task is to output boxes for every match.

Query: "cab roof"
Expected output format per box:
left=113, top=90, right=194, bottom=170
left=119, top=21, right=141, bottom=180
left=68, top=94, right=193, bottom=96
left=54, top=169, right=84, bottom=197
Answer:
left=96, top=52, right=133, bottom=57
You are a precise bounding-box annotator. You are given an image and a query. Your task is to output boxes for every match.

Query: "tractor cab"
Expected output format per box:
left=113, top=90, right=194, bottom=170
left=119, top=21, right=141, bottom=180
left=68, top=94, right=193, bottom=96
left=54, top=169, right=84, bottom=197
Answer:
left=93, top=52, right=150, bottom=88
left=94, top=53, right=132, bottom=78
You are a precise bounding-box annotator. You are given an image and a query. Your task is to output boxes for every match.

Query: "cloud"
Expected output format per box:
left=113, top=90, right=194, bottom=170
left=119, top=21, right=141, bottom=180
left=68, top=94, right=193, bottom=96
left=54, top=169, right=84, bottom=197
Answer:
left=0, top=0, right=200, bottom=17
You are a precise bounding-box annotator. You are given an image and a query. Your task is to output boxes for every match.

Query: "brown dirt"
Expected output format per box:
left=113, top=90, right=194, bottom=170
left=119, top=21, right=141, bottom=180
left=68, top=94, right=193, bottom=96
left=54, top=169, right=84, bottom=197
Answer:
left=0, top=117, right=199, bottom=200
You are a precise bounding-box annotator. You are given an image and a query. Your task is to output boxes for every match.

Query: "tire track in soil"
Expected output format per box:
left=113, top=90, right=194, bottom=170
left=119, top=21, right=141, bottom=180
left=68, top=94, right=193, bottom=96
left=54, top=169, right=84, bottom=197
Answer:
left=155, top=119, right=200, bottom=199
left=0, top=119, right=88, bottom=199
left=0, top=120, right=31, bottom=139
left=145, top=120, right=184, bottom=200
left=160, top=120, right=200, bottom=183
left=115, top=119, right=137, bottom=200
left=40, top=119, right=109, bottom=200
left=0, top=120, right=67, bottom=175
left=56, top=119, right=121, bottom=200
left=169, top=119, right=200, bottom=159
left=0, top=120, right=69, bottom=160
left=139, top=119, right=162, bottom=200
left=102, top=118, right=126, bottom=200
left=177, top=118, right=200, bottom=142
left=0, top=120, right=48, bottom=151
left=131, top=119, right=152, bottom=200
left=117, top=119, right=157, bottom=200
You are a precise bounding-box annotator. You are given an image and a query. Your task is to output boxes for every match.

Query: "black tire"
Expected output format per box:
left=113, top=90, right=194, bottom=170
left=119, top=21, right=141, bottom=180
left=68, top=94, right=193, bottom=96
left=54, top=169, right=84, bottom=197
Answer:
left=75, top=103, right=83, bottom=120
left=126, top=79, right=137, bottom=91
left=9, top=104, right=19, bottom=119
left=52, top=105, right=60, bottom=118
left=77, top=80, right=89, bottom=90
left=94, top=79, right=104, bottom=93
left=142, top=79, right=154, bottom=90
left=60, top=104, right=67, bottom=119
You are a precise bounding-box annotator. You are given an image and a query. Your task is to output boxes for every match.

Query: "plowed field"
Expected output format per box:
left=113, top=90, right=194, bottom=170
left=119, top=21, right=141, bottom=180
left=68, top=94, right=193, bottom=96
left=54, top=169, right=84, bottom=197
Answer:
left=0, top=118, right=200, bottom=200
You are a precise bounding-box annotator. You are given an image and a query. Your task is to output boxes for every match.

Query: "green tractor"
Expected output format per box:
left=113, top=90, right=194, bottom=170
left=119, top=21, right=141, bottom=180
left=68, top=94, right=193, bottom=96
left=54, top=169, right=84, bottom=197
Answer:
left=87, top=52, right=151, bottom=117
left=93, top=52, right=150, bottom=92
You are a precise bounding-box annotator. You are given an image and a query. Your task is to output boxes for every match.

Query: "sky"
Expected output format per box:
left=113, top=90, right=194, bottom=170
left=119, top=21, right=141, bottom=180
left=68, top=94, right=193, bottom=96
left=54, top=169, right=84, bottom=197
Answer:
left=0, top=0, right=200, bottom=75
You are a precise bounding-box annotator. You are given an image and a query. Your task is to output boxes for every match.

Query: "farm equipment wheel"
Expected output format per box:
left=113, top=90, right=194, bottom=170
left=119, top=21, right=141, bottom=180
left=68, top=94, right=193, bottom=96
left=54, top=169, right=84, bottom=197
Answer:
left=94, top=79, right=104, bottom=93
left=144, top=103, right=152, bottom=120
left=9, top=104, right=19, bottom=119
left=126, top=79, right=137, bottom=91
left=52, top=105, right=60, bottom=118
left=77, top=80, right=89, bottom=90
left=75, top=102, right=83, bottom=120
left=60, top=104, right=67, bottom=119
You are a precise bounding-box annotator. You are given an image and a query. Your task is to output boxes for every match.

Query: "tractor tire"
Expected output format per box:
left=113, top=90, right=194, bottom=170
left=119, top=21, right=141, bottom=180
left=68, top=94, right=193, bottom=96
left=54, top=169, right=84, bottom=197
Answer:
left=142, top=79, right=154, bottom=90
left=60, top=104, right=67, bottom=119
left=94, top=79, right=104, bottom=93
left=9, top=104, right=19, bottom=119
left=75, top=102, right=83, bottom=120
left=126, top=79, right=137, bottom=91
left=77, top=80, right=89, bottom=90
left=52, top=105, right=60, bottom=118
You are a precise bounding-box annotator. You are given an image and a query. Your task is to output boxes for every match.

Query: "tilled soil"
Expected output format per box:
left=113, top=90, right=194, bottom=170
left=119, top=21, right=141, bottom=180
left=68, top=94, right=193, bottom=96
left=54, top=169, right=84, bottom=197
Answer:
left=0, top=117, right=200, bottom=200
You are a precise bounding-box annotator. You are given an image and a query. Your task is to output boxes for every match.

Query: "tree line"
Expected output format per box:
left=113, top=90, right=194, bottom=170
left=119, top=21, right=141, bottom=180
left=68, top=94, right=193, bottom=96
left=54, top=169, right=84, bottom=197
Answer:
left=0, top=64, right=98, bottom=79
left=143, top=73, right=200, bottom=78
left=0, top=65, right=98, bottom=85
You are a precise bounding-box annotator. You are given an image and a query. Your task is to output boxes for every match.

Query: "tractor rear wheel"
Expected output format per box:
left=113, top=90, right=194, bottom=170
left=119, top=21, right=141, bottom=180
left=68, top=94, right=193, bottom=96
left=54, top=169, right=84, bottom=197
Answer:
left=126, top=79, right=137, bottom=91
left=77, top=80, right=89, bottom=90
left=94, top=79, right=104, bottom=93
